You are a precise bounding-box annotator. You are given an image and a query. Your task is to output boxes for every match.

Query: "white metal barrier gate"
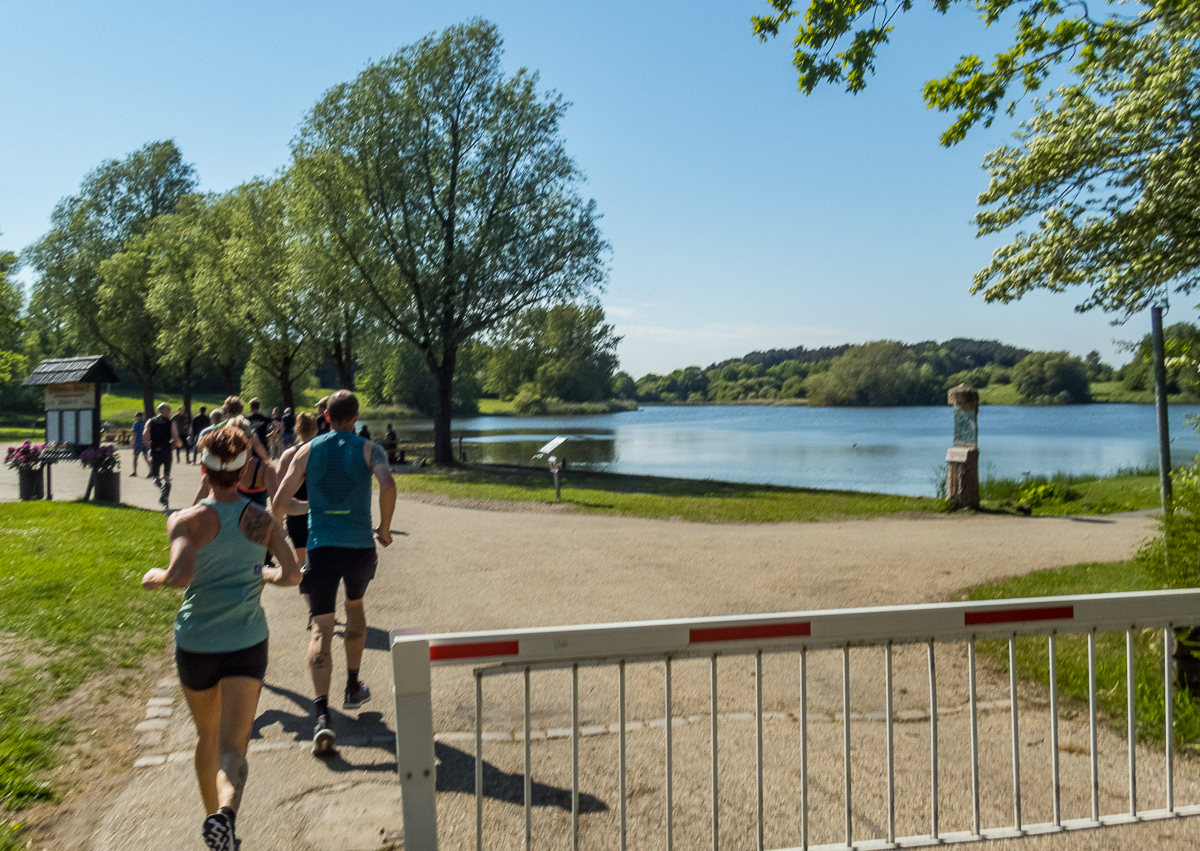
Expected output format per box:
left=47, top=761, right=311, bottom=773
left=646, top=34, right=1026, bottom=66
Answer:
left=391, top=590, right=1200, bottom=851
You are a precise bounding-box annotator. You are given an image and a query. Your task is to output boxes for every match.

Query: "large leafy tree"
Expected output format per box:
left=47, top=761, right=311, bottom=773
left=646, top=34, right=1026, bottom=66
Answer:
left=485, top=302, right=621, bottom=402
left=754, top=0, right=1200, bottom=317
left=24, top=141, right=197, bottom=413
left=222, top=178, right=316, bottom=410
left=753, top=0, right=1177, bottom=145
left=292, top=19, right=607, bottom=463
left=971, top=6, right=1200, bottom=315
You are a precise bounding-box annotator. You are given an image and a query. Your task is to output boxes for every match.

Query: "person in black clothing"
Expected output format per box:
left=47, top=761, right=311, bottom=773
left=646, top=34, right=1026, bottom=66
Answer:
left=281, top=407, right=296, bottom=450
left=148, top=403, right=182, bottom=489
left=190, top=407, right=211, bottom=464
left=358, top=423, right=371, bottom=440
left=172, top=408, right=191, bottom=464
left=246, top=398, right=272, bottom=449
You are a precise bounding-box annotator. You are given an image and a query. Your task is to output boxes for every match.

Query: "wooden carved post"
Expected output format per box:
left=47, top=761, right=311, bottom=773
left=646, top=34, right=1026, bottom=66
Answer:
left=946, top=384, right=979, bottom=510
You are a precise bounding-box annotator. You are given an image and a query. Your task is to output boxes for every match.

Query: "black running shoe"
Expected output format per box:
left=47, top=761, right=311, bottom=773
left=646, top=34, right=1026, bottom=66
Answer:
left=343, top=681, right=371, bottom=710
left=312, top=716, right=336, bottom=756
left=201, top=811, right=236, bottom=851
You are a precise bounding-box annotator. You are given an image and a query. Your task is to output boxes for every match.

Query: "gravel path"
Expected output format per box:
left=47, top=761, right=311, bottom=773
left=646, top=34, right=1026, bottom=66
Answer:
left=9, top=445, right=1200, bottom=850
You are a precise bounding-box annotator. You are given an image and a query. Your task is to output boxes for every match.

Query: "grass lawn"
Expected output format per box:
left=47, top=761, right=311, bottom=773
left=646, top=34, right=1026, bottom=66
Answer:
left=961, top=561, right=1200, bottom=752
left=980, top=468, right=1163, bottom=515
left=396, top=464, right=944, bottom=522
left=0, top=502, right=175, bottom=847
left=0, top=428, right=41, bottom=443
left=476, top=398, right=515, bottom=415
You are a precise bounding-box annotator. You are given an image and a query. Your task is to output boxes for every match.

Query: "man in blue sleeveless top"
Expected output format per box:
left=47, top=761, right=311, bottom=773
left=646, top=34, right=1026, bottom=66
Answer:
left=274, top=390, right=396, bottom=755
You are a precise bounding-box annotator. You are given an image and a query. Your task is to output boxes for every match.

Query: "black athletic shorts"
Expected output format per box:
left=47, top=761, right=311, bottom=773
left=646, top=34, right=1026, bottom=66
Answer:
left=285, top=514, right=309, bottom=549
left=300, top=546, right=377, bottom=616
left=175, top=638, right=269, bottom=691
left=150, top=447, right=173, bottom=478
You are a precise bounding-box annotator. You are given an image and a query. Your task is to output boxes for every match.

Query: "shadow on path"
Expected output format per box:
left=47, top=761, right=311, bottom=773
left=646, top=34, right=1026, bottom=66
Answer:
left=435, top=742, right=608, bottom=813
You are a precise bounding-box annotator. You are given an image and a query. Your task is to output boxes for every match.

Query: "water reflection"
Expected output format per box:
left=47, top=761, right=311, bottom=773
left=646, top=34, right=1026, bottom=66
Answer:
left=359, top=404, right=1200, bottom=497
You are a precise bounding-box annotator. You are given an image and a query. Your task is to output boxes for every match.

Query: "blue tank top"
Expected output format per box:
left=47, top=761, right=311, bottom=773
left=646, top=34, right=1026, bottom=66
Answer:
left=307, top=430, right=373, bottom=549
left=174, top=498, right=270, bottom=653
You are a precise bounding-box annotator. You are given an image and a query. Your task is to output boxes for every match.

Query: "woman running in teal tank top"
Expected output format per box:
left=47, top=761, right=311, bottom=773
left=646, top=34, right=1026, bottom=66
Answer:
left=142, top=427, right=301, bottom=851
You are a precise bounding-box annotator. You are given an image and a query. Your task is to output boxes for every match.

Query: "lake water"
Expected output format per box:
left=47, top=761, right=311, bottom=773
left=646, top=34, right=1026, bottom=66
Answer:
left=377, top=404, right=1200, bottom=497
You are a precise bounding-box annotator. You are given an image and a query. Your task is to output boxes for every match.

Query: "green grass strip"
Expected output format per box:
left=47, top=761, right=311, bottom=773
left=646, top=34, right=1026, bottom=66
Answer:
left=0, top=502, right=175, bottom=823
left=963, top=560, right=1200, bottom=750
left=397, top=465, right=944, bottom=522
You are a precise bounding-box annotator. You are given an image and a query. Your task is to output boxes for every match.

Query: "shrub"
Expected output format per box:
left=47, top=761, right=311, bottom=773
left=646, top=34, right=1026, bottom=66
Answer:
left=1017, top=481, right=1081, bottom=507
left=1136, top=463, right=1200, bottom=589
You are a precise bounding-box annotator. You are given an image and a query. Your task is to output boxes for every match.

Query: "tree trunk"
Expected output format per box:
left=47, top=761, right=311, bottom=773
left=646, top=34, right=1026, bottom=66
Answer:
left=181, top=356, right=194, bottom=416
left=431, top=347, right=457, bottom=465
left=140, top=372, right=156, bottom=418
left=331, top=332, right=355, bottom=390
left=278, top=357, right=294, bottom=411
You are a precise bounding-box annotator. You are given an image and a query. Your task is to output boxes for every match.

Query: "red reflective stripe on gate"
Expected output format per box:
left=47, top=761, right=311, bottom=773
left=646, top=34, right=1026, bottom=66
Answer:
left=429, top=640, right=520, bottom=661
left=690, top=622, right=811, bottom=644
left=964, top=606, right=1074, bottom=626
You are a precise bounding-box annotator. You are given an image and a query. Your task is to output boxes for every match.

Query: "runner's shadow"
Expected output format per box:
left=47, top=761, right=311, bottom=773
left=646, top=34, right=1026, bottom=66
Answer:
left=254, top=683, right=394, bottom=752
left=435, top=742, right=608, bottom=813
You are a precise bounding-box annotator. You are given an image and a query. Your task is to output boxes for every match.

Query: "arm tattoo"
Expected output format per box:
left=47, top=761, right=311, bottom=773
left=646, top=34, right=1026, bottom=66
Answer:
left=370, top=441, right=388, bottom=471
left=240, top=505, right=276, bottom=546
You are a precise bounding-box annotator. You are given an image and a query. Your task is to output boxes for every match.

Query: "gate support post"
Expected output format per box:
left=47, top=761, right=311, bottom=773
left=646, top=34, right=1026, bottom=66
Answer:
left=393, top=634, right=439, bottom=851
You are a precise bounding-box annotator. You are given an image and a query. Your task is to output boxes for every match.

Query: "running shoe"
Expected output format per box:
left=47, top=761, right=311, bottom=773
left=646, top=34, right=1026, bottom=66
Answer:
left=312, top=717, right=336, bottom=756
left=201, top=811, right=236, bottom=851
left=343, top=681, right=372, bottom=710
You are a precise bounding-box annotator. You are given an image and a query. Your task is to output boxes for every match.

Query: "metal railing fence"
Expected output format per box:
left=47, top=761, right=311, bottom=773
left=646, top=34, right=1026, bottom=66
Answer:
left=392, top=589, right=1200, bottom=851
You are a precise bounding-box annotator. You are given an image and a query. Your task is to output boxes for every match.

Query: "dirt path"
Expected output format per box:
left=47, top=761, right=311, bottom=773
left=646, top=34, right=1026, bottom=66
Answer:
left=10, top=446, right=1200, bottom=850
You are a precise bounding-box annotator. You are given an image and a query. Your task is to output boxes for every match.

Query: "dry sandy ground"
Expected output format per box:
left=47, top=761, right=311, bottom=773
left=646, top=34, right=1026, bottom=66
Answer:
left=9, top=446, right=1200, bottom=850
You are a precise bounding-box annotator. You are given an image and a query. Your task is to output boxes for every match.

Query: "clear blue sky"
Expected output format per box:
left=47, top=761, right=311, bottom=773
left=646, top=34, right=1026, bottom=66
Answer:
left=1, top=0, right=1156, bottom=376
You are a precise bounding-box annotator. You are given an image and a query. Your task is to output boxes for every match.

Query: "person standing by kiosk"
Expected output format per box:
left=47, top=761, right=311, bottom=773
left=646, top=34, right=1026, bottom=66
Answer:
left=148, top=403, right=183, bottom=506
left=274, top=390, right=396, bottom=755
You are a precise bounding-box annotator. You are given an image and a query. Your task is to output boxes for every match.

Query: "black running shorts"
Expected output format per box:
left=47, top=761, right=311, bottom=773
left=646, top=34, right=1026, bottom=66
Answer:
left=285, top=514, right=309, bottom=549
left=150, top=447, right=173, bottom=479
left=175, top=638, right=269, bottom=691
left=300, top=546, right=377, bottom=616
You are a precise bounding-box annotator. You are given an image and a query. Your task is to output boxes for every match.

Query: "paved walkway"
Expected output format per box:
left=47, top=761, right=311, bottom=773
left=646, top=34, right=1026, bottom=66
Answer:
left=7, top=444, right=1200, bottom=850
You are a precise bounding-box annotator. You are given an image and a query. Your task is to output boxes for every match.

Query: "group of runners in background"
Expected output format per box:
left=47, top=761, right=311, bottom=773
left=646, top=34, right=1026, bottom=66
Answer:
left=141, top=390, right=397, bottom=851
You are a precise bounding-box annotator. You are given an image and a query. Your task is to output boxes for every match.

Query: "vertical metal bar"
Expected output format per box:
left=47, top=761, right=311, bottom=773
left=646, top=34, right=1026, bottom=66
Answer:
left=1164, top=629, right=1175, bottom=813
left=1049, top=635, right=1061, bottom=828
left=1126, top=629, right=1137, bottom=817
left=1009, top=637, right=1022, bottom=832
left=1089, top=631, right=1100, bottom=823
left=620, top=660, right=628, bottom=851
left=524, top=667, right=532, bottom=851
left=711, top=655, right=719, bottom=851
left=756, top=650, right=765, bottom=851
left=666, top=656, right=674, bottom=851
left=928, top=639, right=939, bottom=840
left=572, top=664, right=579, bottom=851
left=475, top=671, right=483, bottom=851
left=800, top=648, right=809, bottom=851
left=885, top=643, right=895, bottom=845
left=969, top=639, right=980, bottom=836
left=843, top=644, right=852, bottom=848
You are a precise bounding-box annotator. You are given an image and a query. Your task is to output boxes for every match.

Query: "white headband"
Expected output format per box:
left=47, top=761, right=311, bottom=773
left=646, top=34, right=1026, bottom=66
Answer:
left=201, top=449, right=247, bottom=471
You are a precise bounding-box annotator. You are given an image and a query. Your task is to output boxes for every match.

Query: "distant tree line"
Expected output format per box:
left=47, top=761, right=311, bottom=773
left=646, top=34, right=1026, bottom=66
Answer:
left=620, top=331, right=1200, bottom=407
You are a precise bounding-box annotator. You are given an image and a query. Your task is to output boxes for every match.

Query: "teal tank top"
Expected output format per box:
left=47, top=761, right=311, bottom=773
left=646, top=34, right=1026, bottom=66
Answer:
left=174, top=497, right=270, bottom=653
left=307, top=430, right=374, bottom=549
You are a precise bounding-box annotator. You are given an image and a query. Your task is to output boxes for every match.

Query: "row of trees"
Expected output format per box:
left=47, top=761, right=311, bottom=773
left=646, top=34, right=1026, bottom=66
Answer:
left=12, top=21, right=609, bottom=462
left=622, top=331, right=1200, bottom=407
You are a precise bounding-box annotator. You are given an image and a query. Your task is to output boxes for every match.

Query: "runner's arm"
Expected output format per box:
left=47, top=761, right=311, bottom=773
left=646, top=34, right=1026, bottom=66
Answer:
left=171, top=422, right=182, bottom=448
left=240, top=505, right=302, bottom=587
left=142, top=512, right=196, bottom=590
left=366, top=441, right=396, bottom=547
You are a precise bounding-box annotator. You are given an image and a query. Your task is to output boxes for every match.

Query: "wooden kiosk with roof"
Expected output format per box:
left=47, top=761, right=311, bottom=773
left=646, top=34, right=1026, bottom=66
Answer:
left=22, top=356, right=118, bottom=449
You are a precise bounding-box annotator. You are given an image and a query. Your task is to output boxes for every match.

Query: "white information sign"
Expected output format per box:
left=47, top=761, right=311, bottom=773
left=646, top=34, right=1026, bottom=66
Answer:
left=78, top=410, right=93, bottom=446
left=46, top=412, right=60, bottom=444
left=44, top=382, right=95, bottom=411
